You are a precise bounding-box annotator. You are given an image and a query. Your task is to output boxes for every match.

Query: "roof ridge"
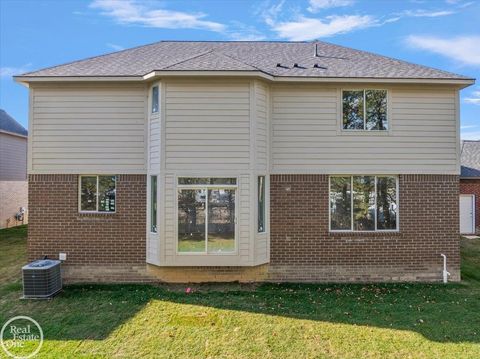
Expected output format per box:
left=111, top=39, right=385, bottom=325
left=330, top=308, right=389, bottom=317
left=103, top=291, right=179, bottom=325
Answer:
left=315, top=40, right=474, bottom=80
left=18, top=40, right=168, bottom=77
left=161, top=49, right=216, bottom=70
left=218, top=52, right=267, bottom=73
left=17, top=40, right=316, bottom=77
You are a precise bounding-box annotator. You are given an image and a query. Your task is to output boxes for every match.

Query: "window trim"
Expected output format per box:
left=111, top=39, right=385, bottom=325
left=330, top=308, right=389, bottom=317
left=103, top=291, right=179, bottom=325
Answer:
left=328, top=175, right=399, bottom=233
left=340, top=88, right=389, bottom=132
left=176, top=176, right=238, bottom=255
left=78, top=175, right=117, bottom=214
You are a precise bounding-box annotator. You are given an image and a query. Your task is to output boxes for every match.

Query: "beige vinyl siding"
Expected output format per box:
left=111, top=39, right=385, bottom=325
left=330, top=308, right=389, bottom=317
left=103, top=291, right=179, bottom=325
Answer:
left=165, top=81, right=251, bottom=171
left=30, top=83, right=147, bottom=173
left=238, top=174, right=252, bottom=263
left=147, top=232, right=160, bottom=265
left=0, top=133, right=27, bottom=181
left=164, top=174, right=176, bottom=260
left=149, top=115, right=161, bottom=172
left=255, top=233, right=268, bottom=264
left=271, top=85, right=458, bottom=174
left=255, top=81, right=269, bottom=172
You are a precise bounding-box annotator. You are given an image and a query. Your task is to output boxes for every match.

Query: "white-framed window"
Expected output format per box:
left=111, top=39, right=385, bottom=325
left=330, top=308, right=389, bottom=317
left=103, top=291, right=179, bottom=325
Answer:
left=150, top=175, right=158, bottom=233
left=151, top=85, right=159, bottom=113
left=258, top=176, right=266, bottom=233
left=79, top=175, right=116, bottom=213
left=329, top=175, right=398, bottom=232
left=342, top=89, right=387, bottom=130
left=177, top=177, right=237, bottom=254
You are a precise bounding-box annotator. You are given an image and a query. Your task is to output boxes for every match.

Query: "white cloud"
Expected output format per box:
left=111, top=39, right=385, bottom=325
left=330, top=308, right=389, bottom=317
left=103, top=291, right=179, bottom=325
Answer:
left=461, top=131, right=480, bottom=140
left=401, top=9, right=455, bottom=17
left=90, top=0, right=225, bottom=32
left=0, top=64, right=32, bottom=78
left=464, top=91, right=480, bottom=105
left=461, top=125, right=477, bottom=129
left=261, top=0, right=286, bottom=27
left=307, top=0, right=354, bottom=12
left=271, top=14, right=376, bottom=41
left=406, top=35, right=480, bottom=66
left=106, top=43, right=125, bottom=51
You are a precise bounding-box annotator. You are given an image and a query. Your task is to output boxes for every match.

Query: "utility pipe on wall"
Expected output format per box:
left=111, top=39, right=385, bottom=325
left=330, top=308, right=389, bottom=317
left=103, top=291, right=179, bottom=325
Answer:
left=441, top=254, right=450, bottom=284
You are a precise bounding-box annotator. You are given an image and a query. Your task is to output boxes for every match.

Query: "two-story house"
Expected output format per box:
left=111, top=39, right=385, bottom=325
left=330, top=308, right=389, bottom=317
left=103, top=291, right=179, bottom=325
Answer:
left=0, top=109, right=28, bottom=228
left=15, top=41, right=474, bottom=283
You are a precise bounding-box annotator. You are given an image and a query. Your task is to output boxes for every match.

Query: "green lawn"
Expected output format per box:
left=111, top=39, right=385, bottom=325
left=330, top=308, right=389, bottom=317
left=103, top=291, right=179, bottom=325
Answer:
left=1, top=226, right=480, bottom=358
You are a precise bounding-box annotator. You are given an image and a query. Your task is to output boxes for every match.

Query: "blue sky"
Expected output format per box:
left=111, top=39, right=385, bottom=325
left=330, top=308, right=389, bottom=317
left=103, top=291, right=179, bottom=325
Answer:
left=1, top=0, right=479, bottom=137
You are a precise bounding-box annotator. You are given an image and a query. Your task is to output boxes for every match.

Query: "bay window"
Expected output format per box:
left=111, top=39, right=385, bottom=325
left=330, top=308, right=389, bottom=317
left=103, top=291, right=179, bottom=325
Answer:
left=330, top=175, right=398, bottom=231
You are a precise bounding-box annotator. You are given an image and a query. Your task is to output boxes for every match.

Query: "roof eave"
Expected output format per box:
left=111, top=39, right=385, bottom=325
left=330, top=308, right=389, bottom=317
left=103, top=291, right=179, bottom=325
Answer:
left=14, top=72, right=475, bottom=88
left=142, top=70, right=274, bottom=80
left=0, top=129, right=28, bottom=138
left=13, top=75, right=144, bottom=86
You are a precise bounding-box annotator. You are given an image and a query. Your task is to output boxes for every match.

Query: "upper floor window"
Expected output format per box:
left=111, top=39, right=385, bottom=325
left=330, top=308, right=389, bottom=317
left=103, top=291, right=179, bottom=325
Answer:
left=151, top=86, right=159, bottom=113
left=79, top=175, right=116, bottom=213
left=342, top=90, right=387, bottom=131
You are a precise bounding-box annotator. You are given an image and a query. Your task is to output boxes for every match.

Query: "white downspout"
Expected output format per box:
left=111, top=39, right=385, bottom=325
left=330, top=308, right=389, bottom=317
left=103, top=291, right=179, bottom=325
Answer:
left=441, top=254, right=450, bottom=284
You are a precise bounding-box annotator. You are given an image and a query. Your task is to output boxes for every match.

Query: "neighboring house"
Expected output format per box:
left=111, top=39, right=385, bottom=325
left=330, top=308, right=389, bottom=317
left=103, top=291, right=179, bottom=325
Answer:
left=460, top=140, right=480, bottom=234
left=14, top=41, right=474, bottom=283
left=0, top=109, right=28, bottom=228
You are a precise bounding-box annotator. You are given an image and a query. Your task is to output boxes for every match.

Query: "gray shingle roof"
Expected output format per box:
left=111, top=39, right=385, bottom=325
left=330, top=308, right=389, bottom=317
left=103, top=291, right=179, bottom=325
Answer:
left=18, top=41, right=472, bottom=80
left=461, top=141, right=480, bottom=178
left=0, top=109, right=28, bottom=137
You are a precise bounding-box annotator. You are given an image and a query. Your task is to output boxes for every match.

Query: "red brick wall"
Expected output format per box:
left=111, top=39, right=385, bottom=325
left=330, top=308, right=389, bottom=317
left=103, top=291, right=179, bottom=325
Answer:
left=28, top=173, right=460, bottom=283
left=269, top=174, right=460, bottom=282
left=28, top=174, right=147, bottom=266
left=460, top=179, right=480, bottom=233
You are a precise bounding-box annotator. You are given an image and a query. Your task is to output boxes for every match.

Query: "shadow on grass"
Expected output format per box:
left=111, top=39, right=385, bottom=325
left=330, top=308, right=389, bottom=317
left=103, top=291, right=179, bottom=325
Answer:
left=1, top=280, right=479, bottom=344
left=1, top=230, right=479, bottom=346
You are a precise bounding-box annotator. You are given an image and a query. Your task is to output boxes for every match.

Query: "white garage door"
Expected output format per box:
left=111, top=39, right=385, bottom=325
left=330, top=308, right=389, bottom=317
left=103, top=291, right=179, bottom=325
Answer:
left=460, top=194, right=475, bottom=234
